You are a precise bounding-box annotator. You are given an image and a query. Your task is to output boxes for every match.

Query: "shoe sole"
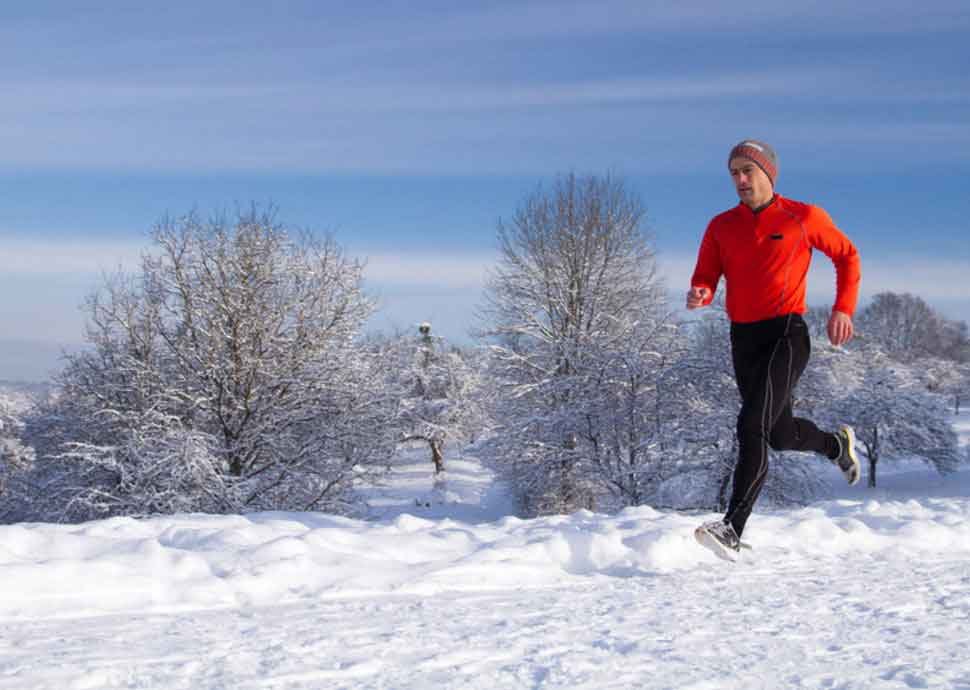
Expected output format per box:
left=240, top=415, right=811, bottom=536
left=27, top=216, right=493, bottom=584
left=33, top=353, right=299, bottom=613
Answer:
left=694, top=526, right=740, bottom=562
left=842, top=426, right=861, bottom=486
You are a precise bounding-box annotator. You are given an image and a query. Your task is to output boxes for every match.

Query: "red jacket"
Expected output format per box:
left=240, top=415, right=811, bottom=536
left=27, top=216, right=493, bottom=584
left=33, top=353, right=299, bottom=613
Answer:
left=690, top=195, right=861, bottom=323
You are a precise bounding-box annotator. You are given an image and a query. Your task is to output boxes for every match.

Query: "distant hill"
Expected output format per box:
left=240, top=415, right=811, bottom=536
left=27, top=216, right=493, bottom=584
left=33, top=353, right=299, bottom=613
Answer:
left=0, top=380, right=53, bottom=400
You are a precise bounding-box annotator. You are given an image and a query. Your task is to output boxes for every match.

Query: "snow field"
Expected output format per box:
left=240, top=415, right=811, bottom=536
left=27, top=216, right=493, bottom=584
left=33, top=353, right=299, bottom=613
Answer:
left=2, top=491, right=969, bottom=623
left=2, top=421, right=969, bottom=689
left=2, top=518, right=969, bottom=690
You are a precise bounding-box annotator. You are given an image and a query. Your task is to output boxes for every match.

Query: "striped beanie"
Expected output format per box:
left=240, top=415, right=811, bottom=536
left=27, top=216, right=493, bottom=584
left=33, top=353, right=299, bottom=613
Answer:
left=728, top=139, right=778, bottom=186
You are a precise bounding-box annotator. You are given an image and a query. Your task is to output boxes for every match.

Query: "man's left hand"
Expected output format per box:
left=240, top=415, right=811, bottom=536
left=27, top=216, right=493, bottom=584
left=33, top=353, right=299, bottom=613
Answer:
left=827, top=310, right=854, bottom=346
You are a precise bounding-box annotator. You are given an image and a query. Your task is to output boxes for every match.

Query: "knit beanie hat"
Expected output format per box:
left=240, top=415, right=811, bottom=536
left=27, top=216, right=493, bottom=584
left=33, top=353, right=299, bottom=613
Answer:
left=728, top=139, right=778, bottom=186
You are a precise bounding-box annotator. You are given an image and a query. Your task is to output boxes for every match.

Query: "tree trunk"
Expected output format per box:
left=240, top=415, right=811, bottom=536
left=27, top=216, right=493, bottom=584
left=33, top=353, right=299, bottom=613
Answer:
left=402, top=435, right=446, bottom=475
left=430, top=439, right=445, bottom=475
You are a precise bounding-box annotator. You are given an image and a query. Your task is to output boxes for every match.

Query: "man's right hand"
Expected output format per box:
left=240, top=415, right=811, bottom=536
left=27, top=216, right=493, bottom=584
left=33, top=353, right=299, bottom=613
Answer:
left=686, top=286, right=712, bottom=310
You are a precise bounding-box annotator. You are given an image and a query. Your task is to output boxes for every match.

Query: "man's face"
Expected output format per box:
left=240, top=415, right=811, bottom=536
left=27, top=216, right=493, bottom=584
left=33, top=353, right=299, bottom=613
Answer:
left=729, top=156, right=773, bottom=208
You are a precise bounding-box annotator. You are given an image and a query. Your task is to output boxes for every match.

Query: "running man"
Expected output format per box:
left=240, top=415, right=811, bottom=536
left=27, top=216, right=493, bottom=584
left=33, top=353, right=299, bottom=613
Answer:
left=688, top=139, right=862, bottom=560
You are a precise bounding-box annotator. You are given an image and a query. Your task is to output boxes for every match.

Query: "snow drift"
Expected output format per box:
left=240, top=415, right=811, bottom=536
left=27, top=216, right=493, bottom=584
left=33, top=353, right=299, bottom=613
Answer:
left=3, top=487, right=969, bottom=622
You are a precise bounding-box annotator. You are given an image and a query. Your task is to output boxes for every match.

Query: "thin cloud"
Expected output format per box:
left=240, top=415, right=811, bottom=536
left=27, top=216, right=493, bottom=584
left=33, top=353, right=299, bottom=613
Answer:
left=4, top=68, right=966, bottom=118
left=2, top=71, right=965, bottom=175
left=0, top=74, right=797, bottom=119
left=0, top=239, right=497, bottom=292
left=362, top=253, right=495, bottom=291
left=0, top=238, right=143, bottom=277
left=6, top=2, right=966, bottom=64
left=327, top=1, right=970, bottom=45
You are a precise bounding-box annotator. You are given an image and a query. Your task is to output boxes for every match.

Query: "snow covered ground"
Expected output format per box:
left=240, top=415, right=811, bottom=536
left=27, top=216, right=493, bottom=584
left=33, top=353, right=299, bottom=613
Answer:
left=2, top=418, right=970, bottom=689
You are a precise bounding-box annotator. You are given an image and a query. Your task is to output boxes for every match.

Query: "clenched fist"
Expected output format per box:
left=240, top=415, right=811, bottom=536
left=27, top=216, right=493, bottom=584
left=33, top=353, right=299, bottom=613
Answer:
left=686, top=286, right=712, bottom=310
left=827, top=310, right=854, bottom=346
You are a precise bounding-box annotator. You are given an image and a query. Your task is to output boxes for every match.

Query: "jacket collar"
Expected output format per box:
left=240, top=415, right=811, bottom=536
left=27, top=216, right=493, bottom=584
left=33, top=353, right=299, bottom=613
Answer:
left=738, top=193, right=779, bottom=216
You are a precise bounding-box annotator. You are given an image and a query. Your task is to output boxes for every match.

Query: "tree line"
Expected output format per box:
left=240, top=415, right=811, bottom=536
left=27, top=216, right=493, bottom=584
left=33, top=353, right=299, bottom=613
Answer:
left=1, top=178, right=967, bottom=523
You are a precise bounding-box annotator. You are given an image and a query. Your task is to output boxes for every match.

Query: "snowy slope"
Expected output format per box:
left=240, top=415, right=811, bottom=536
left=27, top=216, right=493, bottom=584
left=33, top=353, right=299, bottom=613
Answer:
left=1, top=419, right=969, bottom=689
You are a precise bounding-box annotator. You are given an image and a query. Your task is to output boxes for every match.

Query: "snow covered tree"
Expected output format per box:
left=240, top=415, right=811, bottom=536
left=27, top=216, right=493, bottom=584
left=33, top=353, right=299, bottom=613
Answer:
left=918, top=358, right=970, bottom=415
left=802, top=305, right=832, bottom=340
left=392, top=323, right=485, bottom=474
left=954, top=364, right=970, bottom=414
left=848, top=362, right=959, bottom=487
left=25, top=207, right=396, bottom=521
left=567, top=299, right=741, bottom=512
left=478, top=173, right=679, bottom=515
left=565, top=298, right=685, bottom=509
left=673, top=307, right=740, bottom=509
left=857, top=292, right=970, bottom=363
left=0, top=388, right=35, bottom=501
left=801, top=344, right=961, bottom=487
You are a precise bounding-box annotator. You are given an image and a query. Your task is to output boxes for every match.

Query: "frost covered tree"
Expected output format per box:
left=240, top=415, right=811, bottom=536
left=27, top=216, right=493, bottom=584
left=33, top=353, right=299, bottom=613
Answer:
left=567, top=296, right=685, bottom=509
left=0, top=388, right=35, bottom=501
left=915, top=358, right=970, bottom=415
left=478, top=174, right=679, bottom=515
left=857, top=292, right=970, bottom=363
left=854, top=292, right=969, bottom=416
left=801, top=345, right=961, bottom=487
left=22, top=207, right=396, bottom=521
left=393, top=323, right=485, bottom=474
left=802, top=305, right=832, bottom=340
left=953, top=363, right=970, bottom=414
left=672, top=306, right=740, bottom=509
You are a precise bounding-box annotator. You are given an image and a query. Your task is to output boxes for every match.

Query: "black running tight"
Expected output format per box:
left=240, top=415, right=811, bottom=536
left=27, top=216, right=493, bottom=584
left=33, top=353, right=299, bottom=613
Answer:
left=724, top=313, right=840, bottom=536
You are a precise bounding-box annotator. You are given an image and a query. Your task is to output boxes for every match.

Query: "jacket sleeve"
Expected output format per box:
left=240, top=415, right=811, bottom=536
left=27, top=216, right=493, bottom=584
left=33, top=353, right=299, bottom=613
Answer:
left=807, top=205, right=861, bottom=316
left=690, top=221, right=721, bottom=306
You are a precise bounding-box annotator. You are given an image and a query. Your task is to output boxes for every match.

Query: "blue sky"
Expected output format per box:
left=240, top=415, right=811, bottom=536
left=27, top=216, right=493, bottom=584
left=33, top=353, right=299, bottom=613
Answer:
left=1, top=1, right=968, bottom=380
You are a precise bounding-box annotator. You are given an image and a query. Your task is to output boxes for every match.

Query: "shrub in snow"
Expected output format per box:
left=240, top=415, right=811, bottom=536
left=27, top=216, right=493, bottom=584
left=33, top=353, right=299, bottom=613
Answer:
left=17, top=207, right=397, bottom=522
